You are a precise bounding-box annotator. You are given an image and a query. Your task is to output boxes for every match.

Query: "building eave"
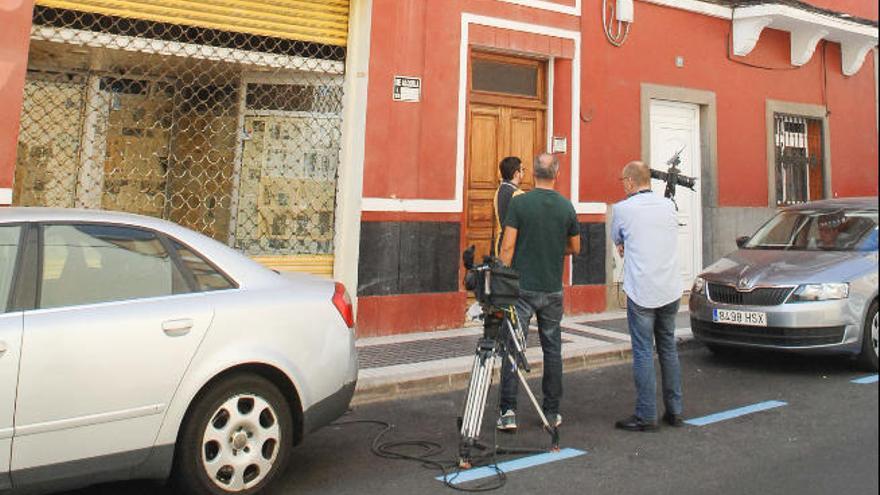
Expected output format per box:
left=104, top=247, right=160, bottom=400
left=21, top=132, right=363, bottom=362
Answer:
left=732, top=4, right=878, bottom=75
left=641, top=1, right=878, bottom=76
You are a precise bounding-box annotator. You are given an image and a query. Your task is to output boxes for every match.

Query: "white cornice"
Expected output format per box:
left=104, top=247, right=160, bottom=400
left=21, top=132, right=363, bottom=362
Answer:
left=639, top=0, right=732, bottom=19
left=732, top=4, right=878, bottom=75
left=733, top=4, right=878, bottom=39
left=642, top=1, right=879, bottom=75
left=641, top=0, right=880, bottom=36
left=498, top=0, right=581, bottom=16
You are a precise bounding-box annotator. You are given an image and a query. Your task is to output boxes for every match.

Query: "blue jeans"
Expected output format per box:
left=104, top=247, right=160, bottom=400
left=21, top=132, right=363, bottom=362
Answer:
left=499, top=290, right=564, bottom=415
left=627, top=297, right=683, bottom=421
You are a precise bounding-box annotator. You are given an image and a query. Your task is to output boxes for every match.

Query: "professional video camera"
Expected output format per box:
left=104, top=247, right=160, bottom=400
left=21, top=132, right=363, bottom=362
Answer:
left=457, top=246, right=559, bottom=469
left=463, top=247, right=519, bottom=306
left=461, top=245, right=528, bottom=372
left=650, top=147, right=697, bottom=209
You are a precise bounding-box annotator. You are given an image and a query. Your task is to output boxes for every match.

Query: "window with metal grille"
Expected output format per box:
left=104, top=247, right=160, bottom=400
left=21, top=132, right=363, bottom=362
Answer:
left=774, top=113, right=825, bottom=205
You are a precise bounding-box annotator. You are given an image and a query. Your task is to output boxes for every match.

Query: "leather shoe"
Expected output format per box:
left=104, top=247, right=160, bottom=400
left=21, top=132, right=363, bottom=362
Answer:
left=662, top=412, right=684, bottom=427
left=614, top=415, right=658, bottom=432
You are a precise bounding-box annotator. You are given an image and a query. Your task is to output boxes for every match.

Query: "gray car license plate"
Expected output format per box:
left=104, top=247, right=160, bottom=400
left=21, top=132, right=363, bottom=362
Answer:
left=713, top=308, right=767, bottom=327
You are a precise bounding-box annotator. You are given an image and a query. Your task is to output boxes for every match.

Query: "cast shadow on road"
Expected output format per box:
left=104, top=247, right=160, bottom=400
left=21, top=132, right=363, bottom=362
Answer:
left=688, top=345, right=867, bottom=378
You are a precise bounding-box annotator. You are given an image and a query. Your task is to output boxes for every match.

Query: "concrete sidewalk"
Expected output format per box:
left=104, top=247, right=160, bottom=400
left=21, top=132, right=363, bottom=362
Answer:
left=352, top=308, right=695, bottom=405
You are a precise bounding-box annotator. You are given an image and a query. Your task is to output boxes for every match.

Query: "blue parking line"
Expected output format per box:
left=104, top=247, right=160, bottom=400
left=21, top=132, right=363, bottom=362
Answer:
left=437, top=448, right=587, bottom=485
left=684, top=400, right=788, bottom=426
left=851, top=374, right=878, bottom=384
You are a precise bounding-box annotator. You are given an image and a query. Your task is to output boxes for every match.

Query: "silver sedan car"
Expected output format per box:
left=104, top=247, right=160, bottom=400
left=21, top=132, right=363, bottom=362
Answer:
left=0, top=208, right=358, bottom=494
left=690, top=197, right=878, bottom=371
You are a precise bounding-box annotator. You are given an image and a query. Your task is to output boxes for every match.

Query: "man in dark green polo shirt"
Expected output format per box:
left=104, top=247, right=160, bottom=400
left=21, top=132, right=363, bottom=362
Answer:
left=497, top=152, right=580, bottom=431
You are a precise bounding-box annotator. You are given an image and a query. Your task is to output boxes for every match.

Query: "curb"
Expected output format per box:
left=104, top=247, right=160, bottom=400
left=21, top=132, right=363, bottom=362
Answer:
left=351, top=335, right=699, bottom=406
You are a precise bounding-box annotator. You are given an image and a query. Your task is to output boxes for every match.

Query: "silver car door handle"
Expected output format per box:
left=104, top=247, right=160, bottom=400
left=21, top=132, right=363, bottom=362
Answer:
left=162, top=319, right=194, bottom=337
left=0, top=341, right=6, bottom=356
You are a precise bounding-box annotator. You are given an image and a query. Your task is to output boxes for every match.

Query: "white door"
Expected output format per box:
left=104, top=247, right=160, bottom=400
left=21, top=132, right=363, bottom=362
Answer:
left=0, top=224, right=24, bottom=490
left=11, top=223, right=214, bottom=481
left=650, top=100, right=702, bottom=290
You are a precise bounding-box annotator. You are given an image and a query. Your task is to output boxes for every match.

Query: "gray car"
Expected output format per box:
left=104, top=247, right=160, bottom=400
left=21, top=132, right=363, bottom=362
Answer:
left=690, top=197, right=879, bottom=371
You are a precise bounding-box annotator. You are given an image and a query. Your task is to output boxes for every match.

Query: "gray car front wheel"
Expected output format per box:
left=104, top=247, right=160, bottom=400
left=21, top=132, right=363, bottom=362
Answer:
left=857, top=300, right=879, bottom=372
left=174, top=374, right=294, bottom=495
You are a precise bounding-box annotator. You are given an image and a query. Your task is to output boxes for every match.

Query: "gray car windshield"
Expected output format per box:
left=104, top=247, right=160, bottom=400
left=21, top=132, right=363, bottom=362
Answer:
left=745, top=209, right=879, bottom=251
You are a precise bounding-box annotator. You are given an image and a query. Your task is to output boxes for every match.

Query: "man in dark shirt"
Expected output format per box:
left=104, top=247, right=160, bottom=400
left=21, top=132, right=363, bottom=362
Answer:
left=493, top=156, right=524, bottom=255
left=496, top=153, right=580, bottom=430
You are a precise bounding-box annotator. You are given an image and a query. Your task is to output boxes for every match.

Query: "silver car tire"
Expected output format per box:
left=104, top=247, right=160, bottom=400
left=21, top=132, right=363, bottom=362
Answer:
left=173, top=374, right=294, bottom=495
left=857, top=300, right=879, bottom=372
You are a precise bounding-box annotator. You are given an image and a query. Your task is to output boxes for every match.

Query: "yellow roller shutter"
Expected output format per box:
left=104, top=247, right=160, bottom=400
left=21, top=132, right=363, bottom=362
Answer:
left=35, top=0, right=351, bottom=46
left=252, top=255, right=334, bottom=278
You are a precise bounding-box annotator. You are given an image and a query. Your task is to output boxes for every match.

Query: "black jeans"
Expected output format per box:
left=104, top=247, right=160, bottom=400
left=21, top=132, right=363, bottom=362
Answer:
left=499, top=289, right=564, bottom=415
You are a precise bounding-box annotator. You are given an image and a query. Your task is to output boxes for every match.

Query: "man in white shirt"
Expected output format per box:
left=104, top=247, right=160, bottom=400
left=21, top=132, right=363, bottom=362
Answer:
left=611, top=161, right=684, bottom=431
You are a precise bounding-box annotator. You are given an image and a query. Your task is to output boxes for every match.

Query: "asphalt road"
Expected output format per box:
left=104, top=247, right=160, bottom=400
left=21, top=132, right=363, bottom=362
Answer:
left=63, top=347, right=878, bottom=495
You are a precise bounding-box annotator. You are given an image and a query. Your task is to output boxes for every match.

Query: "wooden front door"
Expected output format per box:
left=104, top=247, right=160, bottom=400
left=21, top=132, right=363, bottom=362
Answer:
left=465, top=53, right=546, bottom=262
left=466, top=104, right=543, bottom=260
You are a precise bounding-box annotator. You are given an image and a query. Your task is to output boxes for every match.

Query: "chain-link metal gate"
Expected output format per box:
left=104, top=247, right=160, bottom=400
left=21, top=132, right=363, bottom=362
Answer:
left=15, top=5, right=346, bottom=266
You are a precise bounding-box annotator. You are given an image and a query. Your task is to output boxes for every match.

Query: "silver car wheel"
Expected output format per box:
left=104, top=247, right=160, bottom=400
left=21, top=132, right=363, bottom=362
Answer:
left=872, top=312, right=878, bottom=358
left=201, top=394, right=281, bottom=492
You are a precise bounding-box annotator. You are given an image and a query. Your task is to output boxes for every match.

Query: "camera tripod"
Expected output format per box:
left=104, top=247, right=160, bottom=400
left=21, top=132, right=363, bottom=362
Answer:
left=456, top=302, right=560, bottom=469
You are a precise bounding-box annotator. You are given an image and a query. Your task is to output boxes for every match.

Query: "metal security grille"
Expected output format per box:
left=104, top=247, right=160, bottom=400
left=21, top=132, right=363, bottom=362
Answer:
left=14, top=6, right=345, bottom=267
left=707, top=283, right=794, bottom=306
left=774, top=113, right=824, bottom=206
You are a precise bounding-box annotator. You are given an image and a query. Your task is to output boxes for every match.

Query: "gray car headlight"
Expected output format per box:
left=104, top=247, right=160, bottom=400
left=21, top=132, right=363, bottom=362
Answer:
left=691, top=276, right=706, bottom=295
left=789, top=283, right=849, bottom=302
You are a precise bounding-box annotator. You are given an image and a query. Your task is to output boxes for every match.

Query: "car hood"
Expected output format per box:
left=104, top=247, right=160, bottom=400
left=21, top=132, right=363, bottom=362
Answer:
left=701, top=249, right=878, bottom=287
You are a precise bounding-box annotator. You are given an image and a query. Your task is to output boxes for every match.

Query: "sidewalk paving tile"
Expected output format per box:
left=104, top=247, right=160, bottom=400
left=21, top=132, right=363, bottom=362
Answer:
left=358, top=331, right=572, bottom=369
left=577, top=312, right=691, bottom=334
left=352, top=309, right=696, bottom=404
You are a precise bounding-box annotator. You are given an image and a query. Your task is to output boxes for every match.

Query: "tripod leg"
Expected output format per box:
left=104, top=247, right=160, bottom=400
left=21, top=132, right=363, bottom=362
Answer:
left=504, top=315, right=530, bottom=372
left=505, top=353, right=560, bottom=451
left=458, top=340, right=496, bottom=468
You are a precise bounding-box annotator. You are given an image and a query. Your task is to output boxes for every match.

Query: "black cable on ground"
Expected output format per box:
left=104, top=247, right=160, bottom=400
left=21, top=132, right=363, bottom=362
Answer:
left=331, top=419, right=508, bottom=492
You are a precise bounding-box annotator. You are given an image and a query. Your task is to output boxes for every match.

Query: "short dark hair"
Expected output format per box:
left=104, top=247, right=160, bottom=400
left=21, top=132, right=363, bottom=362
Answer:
left=499, top=156, right=522, bottom=181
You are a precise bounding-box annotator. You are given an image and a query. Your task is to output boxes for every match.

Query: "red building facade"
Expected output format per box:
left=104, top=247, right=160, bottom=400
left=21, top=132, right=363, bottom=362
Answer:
left=354, top=0, right=878, bottom=336
left=2, top=1, right=877, bottom=338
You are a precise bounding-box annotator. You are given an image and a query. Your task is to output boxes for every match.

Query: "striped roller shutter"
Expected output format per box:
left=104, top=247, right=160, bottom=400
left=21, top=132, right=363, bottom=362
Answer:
left=35, top=0, right=351, bottom=46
